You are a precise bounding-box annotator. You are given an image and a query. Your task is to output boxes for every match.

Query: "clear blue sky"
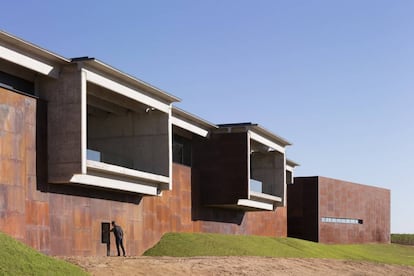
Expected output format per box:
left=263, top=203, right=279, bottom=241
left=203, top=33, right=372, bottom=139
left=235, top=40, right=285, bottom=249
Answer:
left=2, top=1, right=413, bottom=233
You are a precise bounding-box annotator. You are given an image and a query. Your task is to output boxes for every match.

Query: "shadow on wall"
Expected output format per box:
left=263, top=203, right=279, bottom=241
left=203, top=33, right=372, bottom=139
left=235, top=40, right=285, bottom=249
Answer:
left=35, top=100, right=142, bottom=205
left=191, top=168, right=245, bottom=225
left=192, top=205, right=246, bottom=225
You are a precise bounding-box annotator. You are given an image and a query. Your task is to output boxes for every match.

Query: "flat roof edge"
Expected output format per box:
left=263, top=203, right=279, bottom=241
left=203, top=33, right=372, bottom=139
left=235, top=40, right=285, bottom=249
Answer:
left=0, top=30, right=70, bottom=64
left=294, top=176, right=390, bottom=191
left=76, top=58, right=180, bottom=103
left=217, top=122, right=291, bottom=146
left=287, top=159, right=300, bottom=167
left=172, top=106, right=217, bottom=129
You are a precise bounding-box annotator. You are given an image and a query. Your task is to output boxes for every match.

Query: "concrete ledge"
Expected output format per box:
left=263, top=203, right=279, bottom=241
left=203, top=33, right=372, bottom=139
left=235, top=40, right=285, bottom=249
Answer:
left=237, top=199, right=274, bottom=211
left=250, top=191, right=282, bottom=203
left=70, top=174, right=158, bottom=195
left=86, top=160, right=169, bottom=185
left=171, top=116, right=209, bottom=137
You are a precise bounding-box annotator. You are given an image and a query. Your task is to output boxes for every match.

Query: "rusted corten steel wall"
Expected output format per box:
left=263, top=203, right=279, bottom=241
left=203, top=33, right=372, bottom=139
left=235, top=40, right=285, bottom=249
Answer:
left=0, top=87, right=53, bottom=253
left=0, top=87, right=41, bottom=245
left=318, top=176, right=390, bottom=244
left=0, top=87, right=286, bottom=256
left=46, top=163, right=284, bottom=255
left=288, top=176, right=390, bottom=244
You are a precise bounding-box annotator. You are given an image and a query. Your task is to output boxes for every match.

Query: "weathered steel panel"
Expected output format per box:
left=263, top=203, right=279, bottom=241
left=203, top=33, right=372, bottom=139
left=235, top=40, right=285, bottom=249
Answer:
left=1, top=87, right=288, bottom=257
left=318, top=176, right=390, bottom=244
left=193, top=133, right=249, bottom=206
left=288, top=176, right=390, bottom=244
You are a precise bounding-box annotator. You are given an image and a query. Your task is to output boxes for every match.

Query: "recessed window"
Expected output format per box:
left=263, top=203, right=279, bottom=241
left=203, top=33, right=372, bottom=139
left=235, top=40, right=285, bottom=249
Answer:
left=172, top=134, right=192, bottom=166
left=0, top=71, right=34, bottom=95
left=321, top=217, right=363, bottom=224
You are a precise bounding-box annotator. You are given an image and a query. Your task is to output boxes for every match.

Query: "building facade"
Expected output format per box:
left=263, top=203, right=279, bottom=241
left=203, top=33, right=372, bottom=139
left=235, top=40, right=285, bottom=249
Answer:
left=0, top=31, right=293, bottom=256
left=287, top=176, right=390, bottom=243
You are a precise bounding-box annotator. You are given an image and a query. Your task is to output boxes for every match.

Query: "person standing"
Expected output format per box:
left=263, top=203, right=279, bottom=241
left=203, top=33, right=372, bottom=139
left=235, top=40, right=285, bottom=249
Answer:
left=110, top=221, right=126, bottom=256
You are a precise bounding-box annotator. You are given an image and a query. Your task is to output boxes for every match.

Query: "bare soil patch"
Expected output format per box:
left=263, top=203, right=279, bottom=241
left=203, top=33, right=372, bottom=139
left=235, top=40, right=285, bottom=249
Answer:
left=62, top=256, right=414, bottom=276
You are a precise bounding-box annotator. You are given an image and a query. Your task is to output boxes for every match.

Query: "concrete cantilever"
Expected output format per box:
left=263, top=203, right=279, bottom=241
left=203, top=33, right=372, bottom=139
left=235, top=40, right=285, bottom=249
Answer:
left=70, top=174, right=159, bottom=195
left=72, top=160, right=171, bottom=195
left=86, top=160, right=169, bottom=185
left=237, top=199, right=273, bottom=211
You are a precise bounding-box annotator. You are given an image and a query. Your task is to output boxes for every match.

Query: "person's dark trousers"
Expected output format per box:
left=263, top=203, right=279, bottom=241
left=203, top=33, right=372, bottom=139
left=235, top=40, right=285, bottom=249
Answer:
left=116, top=238, right=126, bottom=256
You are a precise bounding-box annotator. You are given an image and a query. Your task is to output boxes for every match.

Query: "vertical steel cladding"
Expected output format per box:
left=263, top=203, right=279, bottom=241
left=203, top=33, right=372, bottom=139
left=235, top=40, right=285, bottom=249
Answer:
left=288, top=176, right=390, bottom=244
left=0, top=87, right=287, bottom=256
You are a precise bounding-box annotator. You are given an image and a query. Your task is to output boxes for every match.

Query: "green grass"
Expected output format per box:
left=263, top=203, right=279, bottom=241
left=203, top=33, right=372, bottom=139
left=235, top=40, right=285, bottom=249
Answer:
left=0, top=232, right=88, bottom=275
left=144, top=232, right=414, bottom=266
left=392, top=234, right=414, bottom=246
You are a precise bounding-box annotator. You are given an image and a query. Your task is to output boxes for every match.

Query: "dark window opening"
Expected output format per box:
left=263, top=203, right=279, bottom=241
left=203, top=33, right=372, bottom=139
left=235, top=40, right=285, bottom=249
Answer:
left=172, top=134, right=192, bottom=166
left=0, top=71, right=34, bottom=95
left=286, top=170, right=293, bottom=185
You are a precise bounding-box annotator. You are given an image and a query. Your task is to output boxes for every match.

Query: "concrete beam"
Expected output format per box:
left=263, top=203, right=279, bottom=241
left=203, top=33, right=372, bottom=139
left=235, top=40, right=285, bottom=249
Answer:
left=87, top=87, right=146, bottom=113
left=249, top=131, right=285, bottom=154
left=87, top=105, right=109, bottom=117
left=87, top=94, right=128, bottom=116
left=286, top=164, right=295, bottom=172
left=171, top=116, right=209, bottom=137
left=0, top=45, right=58, bottom=78
left=83, top=69, right=170, bottom=113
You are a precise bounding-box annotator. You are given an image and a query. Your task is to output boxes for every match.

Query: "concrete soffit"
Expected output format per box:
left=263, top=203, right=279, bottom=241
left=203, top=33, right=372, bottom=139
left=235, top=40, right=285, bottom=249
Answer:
left=286, top=159, right=300, bottom=172
left=250, top=125, right=291, bottom=147
left=0, top=31, right=69, bottom=78
left=249, top=130, right=286, bottom=154
left=75, top=58, right=180, bottom=105
left=216, top=123, right=291, bottom=152
left=171, top=106, right=217, bottom=137
left=81, top=67, right=172, bottom=113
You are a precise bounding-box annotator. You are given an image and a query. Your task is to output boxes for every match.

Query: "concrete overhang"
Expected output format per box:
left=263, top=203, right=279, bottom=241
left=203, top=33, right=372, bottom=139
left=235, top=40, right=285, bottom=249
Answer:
left=239, top=191, right=283, bottom=211
left=70, top=159, right=169, bottom=196
left=71, top=57, right=180, bottom=104
left=70, top=174, right=161, bottom=196
left=172, top=106, right=217, bottom=137
left=206, top=192, right=282, bottom=212
left=217, top=122, right=291, bottom=148
left=207, top=196, right=281, bottom=211
left=286, top=159, right=300, bottom=172
left=216, top=122, right=290, bottom=155
left=0, top=30, right=69, bottom=78
left=236, top=199, right=274, bottom=211
left=250, top=124, right=291, bottom=147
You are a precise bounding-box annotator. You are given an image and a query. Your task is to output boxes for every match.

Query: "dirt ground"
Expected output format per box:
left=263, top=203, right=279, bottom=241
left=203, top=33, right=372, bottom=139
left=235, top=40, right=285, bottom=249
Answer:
left=62, top=256, right=414, bottom=276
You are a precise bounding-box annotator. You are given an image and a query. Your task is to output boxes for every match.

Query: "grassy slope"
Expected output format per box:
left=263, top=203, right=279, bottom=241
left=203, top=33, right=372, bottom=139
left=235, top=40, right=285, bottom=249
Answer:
left=0, top=232, right=88, bottom=275
left=144, top=232, right=414, bottom=266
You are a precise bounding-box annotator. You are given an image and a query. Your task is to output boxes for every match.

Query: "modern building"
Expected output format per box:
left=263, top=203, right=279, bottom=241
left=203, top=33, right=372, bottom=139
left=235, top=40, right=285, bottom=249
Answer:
left=287, top=176, right=390, bottom=243
left=0, top=31, right=296, bottom=256
left=0, top=31, right=391, bottom=257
